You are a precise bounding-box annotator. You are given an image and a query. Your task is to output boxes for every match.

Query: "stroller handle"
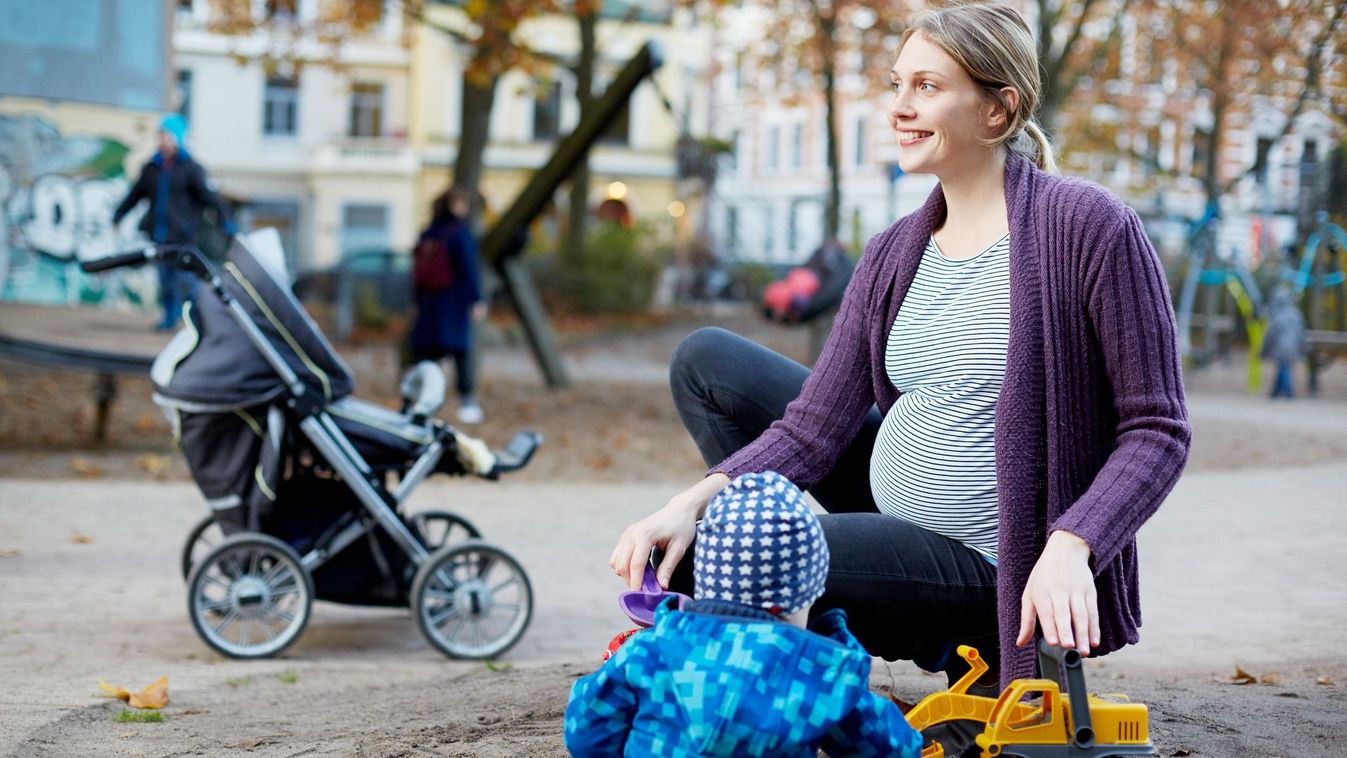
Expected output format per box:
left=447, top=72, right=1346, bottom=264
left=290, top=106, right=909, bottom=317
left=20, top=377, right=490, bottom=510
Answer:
left=81, top=246, right=161, bottom=273
left=82, top=245, right=215, bottom=279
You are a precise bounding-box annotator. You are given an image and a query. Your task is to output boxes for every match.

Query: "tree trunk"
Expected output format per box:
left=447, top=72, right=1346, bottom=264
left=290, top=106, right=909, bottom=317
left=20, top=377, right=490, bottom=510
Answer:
left=819, top=9, right=840, bottom=242
left=564, top=11, right=597, bottom=266
left=454, top=66, right=497, bottom=223
left=1201, top=22, right=1235, bottom=214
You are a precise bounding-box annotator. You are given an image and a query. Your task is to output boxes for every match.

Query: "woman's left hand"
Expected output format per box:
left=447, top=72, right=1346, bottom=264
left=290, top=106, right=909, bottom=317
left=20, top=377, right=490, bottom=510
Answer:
left=1016, top=530, right=1099, bottom=655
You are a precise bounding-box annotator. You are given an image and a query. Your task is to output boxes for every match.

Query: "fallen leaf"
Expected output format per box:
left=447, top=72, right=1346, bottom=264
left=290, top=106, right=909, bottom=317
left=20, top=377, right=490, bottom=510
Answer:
left=134, top=454, right=172, bottom=477
left=1260, top=673, right=1282, bottom=684
left=587, top=455, right=613, bottom=471
left=0, top=549, right=20, bottom=558
left=70, top=458, right=104, bottom=479
left=134, top=414, right=159, bottom=433
left=70, top=534, right=94, bottom=545
left=226, top=737, right=281, bottom=749
left=1316, top=676, right=1335, bottom=686
left=483, top=660, right=513, bottom=673
left=98, top=675, right=169, bottom=709
left=1230, top=665, right=1257, bottom=685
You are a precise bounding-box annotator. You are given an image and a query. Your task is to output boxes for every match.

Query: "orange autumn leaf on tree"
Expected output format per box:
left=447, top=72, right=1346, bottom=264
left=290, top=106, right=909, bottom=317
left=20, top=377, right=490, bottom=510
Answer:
left=99, top=675, right=170, bottom=709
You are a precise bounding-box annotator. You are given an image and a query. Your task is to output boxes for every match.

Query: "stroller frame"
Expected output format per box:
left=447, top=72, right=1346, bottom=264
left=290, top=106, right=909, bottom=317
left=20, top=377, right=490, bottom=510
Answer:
left=83, top=241, right=539, bottom=660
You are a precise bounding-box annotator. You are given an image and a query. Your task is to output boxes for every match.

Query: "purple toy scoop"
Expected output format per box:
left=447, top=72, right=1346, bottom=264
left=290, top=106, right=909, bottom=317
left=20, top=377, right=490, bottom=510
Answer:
left=617, top=566, right=690, bottom=628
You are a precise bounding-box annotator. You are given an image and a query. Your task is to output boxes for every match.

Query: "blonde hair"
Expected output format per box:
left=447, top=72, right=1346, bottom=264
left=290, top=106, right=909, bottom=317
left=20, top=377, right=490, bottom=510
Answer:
left=900, top=2, right=1058, bottom=173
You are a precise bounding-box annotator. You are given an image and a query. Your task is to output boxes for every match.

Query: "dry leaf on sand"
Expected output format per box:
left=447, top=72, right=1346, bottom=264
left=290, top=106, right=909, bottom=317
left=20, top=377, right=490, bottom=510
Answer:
left=98, top=675, right=169, bottom=709
left=134, top=454, right=172, bottom=476
left=70, top=458, right=104, bottom=479
left=1229, top=665, right=1257, bottom=685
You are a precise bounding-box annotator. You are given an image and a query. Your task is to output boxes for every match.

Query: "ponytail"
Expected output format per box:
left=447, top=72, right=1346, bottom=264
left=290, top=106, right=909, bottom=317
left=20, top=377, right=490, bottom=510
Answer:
left=1013, top=121, right=1058, bottom=173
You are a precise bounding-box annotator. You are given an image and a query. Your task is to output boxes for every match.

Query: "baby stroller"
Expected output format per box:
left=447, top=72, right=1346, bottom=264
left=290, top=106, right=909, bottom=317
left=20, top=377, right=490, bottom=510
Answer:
left=81, top=230, right=540, bottom=660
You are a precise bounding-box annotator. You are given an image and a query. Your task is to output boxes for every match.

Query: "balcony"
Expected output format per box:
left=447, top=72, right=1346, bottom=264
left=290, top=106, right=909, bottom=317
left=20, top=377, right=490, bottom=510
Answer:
left=311, top=136, right=419, bottom=175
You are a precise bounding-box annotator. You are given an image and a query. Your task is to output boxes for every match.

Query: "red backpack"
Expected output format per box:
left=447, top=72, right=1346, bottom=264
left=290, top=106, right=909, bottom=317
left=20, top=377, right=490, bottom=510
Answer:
left=412, top=228, right=455, bottom=294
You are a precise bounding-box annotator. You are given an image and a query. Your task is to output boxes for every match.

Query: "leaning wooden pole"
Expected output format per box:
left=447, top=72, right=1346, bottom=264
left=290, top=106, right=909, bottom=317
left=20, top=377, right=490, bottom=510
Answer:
left=481, top=41, right=664, bottom=389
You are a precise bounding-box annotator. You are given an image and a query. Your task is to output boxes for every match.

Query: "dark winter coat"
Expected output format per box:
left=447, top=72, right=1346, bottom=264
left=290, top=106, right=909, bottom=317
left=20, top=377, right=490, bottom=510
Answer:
left=113, top=151, right=230, bottom=245
left=409, top=219, right=483, bottom=354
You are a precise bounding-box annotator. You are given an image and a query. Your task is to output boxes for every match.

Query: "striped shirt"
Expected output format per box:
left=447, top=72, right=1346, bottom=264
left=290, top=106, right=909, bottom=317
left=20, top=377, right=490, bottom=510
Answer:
left=869, top=234, right=1010, bottom=561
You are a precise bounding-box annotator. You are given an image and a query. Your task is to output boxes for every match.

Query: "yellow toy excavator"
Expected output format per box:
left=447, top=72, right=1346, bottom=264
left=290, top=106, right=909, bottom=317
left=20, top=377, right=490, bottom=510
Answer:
left=905, top=642, right=1155, bottom=758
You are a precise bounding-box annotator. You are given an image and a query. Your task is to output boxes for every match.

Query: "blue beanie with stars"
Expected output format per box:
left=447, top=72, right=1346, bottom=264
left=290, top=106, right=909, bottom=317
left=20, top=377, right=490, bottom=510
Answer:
left=693, top=471, right=830, bottom=616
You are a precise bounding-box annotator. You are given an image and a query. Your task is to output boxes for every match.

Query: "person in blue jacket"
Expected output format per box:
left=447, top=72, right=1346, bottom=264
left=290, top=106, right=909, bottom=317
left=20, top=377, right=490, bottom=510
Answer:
left=565, top=471, right=922, bottom=757
left=112, top=114, right=233, bottom=330
left=408, top=187, right=486, bottom=424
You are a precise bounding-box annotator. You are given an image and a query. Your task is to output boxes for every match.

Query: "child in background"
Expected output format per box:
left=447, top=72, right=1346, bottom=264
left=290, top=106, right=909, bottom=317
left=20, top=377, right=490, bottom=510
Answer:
left=1262, top=284, right=1307, bottom=399
left=565, top=471, right=922, bottom=757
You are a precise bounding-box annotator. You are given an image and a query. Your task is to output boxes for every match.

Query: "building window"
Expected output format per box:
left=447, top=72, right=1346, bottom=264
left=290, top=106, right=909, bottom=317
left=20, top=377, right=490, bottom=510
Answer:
left=766, top=125, right=779, bottom=172
left=349, top=82, right=384, bottom=138
left=263, top=76, right=299, bottom=137
left=790, top=123, right=803, bottom=170
left=763, top=206, right=775, bottom=259
left=176, top=69, right=192, bottom=121
left=1254, top=137, right=1275, bottom=184
left=177, top=0, right=194, bottom=13
left=787, top=200, right=799, bottom=253
left=238, top=200, right=301, bottom=270
left=265, top=0, right=297, bottom=20
left=854, top=117, right=866, bottom=167
left=726, top=129, right=740, bottom=173
left=341, top=203, right=390, bottom=258
left=533, top=81, right=562, bottom=142
left=599, top=0, right=671, bottom=23
left=726, top=206, right=738, bottom=253
left=601, top=100, right=631, bottom=146
left=354, top=0, right=384, bottom=25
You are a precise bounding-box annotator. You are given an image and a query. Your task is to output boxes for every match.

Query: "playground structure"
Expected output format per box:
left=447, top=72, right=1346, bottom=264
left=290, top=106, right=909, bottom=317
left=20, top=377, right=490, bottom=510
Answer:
left=1174, top=207, right=1347, bottom=393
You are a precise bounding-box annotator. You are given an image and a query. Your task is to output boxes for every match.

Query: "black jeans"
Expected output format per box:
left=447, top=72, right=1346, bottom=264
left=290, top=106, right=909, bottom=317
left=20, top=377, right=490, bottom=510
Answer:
left=668, top=327, right=1000, bottom=679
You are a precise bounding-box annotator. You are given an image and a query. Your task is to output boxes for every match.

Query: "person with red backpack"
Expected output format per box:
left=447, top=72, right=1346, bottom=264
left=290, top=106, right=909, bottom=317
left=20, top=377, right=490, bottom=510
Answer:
left=409, top=187, right=486, bottom=424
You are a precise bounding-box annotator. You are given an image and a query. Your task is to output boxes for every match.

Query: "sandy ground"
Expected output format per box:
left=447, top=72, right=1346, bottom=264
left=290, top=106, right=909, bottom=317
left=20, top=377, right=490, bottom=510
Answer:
left=2, top=309, right=1347, bottom=756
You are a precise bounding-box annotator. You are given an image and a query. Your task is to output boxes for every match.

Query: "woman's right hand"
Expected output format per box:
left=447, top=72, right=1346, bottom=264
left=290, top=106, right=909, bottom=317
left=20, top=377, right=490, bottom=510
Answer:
left=609, top=473, right=731, bottom=591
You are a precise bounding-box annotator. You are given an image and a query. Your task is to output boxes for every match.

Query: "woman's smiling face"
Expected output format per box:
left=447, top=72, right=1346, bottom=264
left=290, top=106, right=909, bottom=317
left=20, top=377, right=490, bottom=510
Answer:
left=888, top=33, right=1000, bottom=177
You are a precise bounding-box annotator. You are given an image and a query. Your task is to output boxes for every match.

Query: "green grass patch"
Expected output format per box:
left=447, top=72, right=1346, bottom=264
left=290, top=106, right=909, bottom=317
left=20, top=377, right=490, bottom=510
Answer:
left=225, top=675, right=253, bottom=687
left=275, top=670, right=299, bottom=684
left=113, top=709, right=164, bottom=723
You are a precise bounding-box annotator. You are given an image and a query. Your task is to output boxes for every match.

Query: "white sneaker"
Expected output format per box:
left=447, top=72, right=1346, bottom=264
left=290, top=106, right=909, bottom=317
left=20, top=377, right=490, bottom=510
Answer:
left=456, top=402, right=484, bottom=425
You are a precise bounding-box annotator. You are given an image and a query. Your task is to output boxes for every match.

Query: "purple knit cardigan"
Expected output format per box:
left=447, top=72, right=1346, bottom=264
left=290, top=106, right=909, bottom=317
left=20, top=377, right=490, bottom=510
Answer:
left=714, top=155, right=1191, bottom=684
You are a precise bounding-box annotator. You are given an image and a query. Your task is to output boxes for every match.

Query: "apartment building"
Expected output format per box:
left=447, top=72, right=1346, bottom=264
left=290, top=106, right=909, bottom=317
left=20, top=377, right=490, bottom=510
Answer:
left=172, top=0, right=711, bottom=270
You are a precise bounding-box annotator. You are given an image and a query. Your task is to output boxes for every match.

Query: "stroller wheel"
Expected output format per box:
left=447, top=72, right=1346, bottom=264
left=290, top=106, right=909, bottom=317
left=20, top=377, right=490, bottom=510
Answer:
left=187, top=534, right=314, bottom=659
left=412, top=541, right=533, bottom=660
left=409, top=510, right=481, bottom=551
left=180, top=515, right=225, bottom=580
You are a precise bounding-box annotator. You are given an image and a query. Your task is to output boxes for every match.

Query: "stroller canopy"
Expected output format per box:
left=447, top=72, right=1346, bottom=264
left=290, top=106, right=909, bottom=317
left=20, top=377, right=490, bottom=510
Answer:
left=153, top=230, right=355, bottom=410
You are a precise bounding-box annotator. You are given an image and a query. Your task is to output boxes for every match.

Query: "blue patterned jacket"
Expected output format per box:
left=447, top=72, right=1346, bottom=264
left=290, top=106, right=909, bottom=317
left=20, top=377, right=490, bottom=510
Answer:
left=564, top=599, right=922, bottom=757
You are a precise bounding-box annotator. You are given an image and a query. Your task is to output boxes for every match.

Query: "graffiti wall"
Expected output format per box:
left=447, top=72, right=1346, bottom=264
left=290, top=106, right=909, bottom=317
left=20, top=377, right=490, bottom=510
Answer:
left=0, top=112, right=156, bottom=309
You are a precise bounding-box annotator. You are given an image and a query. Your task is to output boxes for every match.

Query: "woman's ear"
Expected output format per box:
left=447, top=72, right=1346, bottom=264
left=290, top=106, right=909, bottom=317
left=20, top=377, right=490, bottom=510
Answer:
left=988, top=86, right=1020, bottom=131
